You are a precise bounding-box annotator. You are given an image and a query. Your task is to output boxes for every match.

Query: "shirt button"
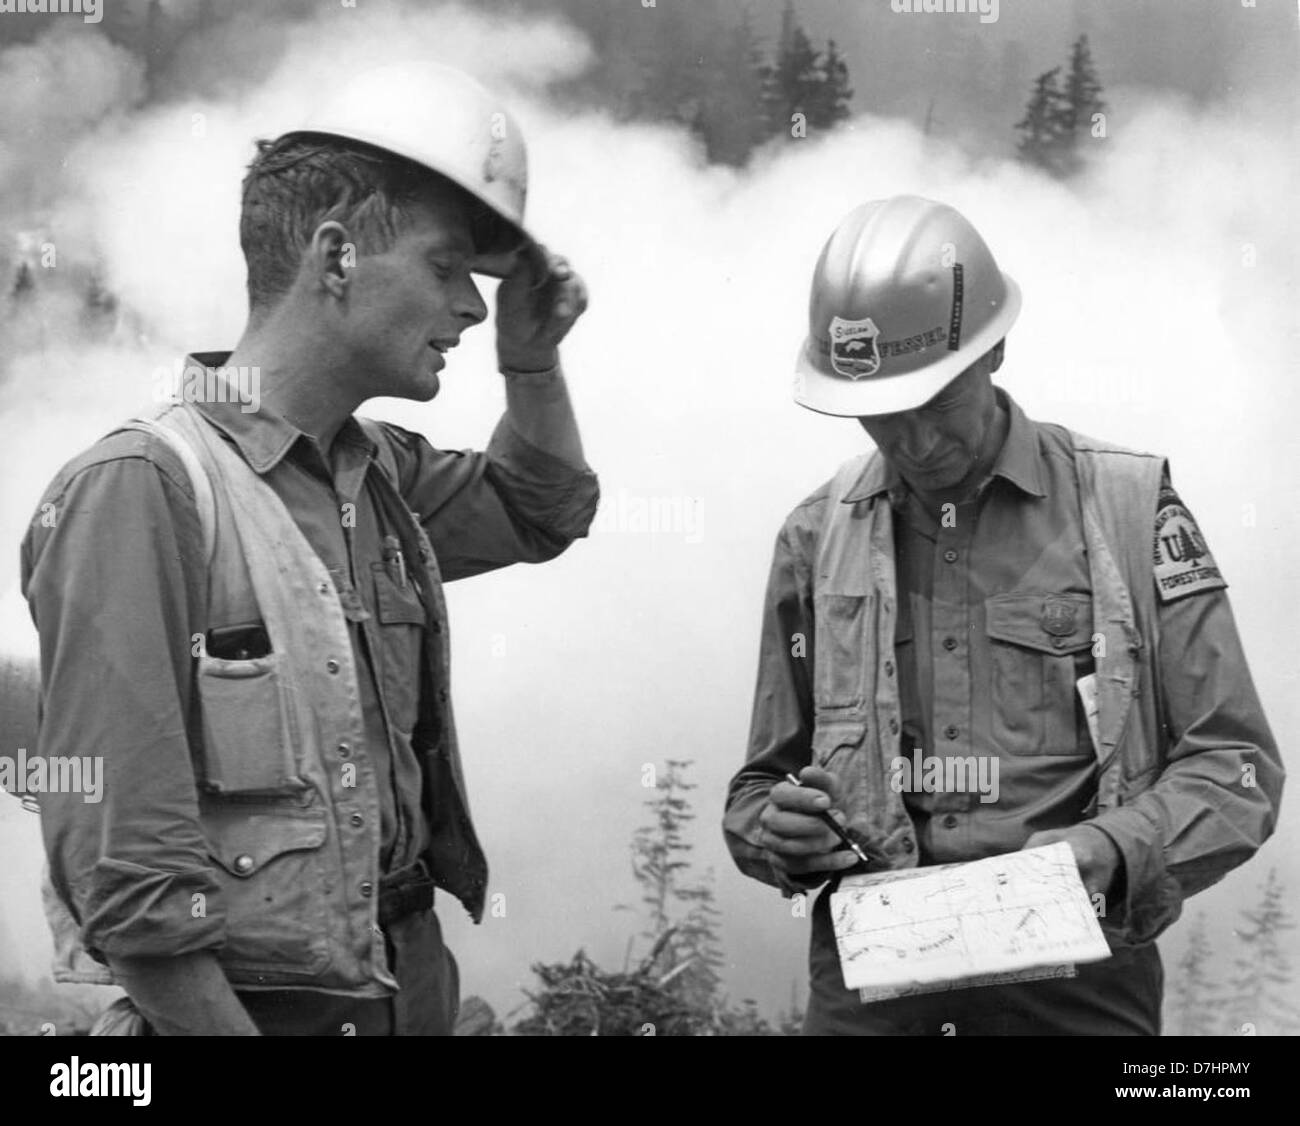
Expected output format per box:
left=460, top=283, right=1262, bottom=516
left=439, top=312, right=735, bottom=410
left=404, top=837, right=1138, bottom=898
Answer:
left=944, top=724, right=959, bottom=740
left=359, top=881, right=374, bottom=898
left=942, top=814, right=959, bottom=829
left=884, top=660, right=894, bottom=677
left=326, top=659, right=340, bottom=674
left=902, top=838, right=914, bottom=853
left=233, top=854, right=254, bottom=875
left=889, top=718, right=900, bottom=735
left=337, top=741, right=351, bottom=758
left=317, top=581, right=331, bottom=595
left=1052, top=636, right=1068, bottom=648
left=943, top=636, right=958, bottom=652
left=943, top=549, right=958, bottom=564
left=438, top=688, right=449, bottom=703
left=350, top=812, right=364, bottom=828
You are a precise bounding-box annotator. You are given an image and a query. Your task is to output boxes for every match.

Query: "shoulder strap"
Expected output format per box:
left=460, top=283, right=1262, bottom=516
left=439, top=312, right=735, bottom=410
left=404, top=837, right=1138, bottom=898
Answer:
left=815, top=451, right=877, bottom=587
left=120, top=413, right=216, bottom=568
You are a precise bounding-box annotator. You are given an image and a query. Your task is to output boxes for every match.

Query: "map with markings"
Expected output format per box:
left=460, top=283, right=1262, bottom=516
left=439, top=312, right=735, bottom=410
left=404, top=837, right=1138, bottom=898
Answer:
left=830, top=842, right=1111, bottom=1000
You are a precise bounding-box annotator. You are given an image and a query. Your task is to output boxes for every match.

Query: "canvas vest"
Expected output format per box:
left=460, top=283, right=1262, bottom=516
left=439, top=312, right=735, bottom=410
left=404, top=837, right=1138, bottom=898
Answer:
left=811, top=430, right=1168, bottom=934
left=46, top=400, right=487, bottom=994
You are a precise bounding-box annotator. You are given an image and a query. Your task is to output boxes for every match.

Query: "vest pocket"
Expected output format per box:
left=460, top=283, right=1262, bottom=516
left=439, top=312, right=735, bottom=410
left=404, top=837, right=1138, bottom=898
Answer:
left=197, top=652, right=298, bottom=793
left=201, top=801, right=330, bottom=979
left=985, top=593, right=1094, bottom=757
left=813, top=593, right=872, bottom=710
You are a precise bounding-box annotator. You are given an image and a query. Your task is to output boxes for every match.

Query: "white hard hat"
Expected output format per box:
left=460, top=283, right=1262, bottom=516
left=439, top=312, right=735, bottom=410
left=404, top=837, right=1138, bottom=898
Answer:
left=794, top=196, right=1020, bottom=417
left=285, top=62, right=531, bottom=277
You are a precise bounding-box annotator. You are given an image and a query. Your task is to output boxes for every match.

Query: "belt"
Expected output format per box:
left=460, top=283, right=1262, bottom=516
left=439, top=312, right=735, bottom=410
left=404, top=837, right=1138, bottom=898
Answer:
left=378, top=858, right=435, bottom=928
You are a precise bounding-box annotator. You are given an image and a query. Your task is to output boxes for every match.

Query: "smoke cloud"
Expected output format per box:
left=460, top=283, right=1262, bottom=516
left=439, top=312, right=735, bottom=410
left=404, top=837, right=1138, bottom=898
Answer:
left=1, top=0, right=1295, bottom=1020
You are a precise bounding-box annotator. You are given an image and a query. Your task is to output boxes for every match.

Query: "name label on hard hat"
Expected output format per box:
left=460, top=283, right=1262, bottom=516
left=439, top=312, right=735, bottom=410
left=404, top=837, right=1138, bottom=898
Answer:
left=829, top=316, right=882, bottom=380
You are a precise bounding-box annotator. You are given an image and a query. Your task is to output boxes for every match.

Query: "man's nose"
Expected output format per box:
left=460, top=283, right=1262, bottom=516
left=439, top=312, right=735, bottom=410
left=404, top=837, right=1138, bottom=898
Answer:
left=896, top=417, right=940, bottom=461
left=455, top=276, right=488, bottom=327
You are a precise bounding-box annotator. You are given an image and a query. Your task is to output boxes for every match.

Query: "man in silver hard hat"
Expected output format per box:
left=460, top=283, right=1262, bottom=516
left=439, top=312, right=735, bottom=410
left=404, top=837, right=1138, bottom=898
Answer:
left=23, top=64, right=598, bottom=1035
left=724, top=195, right=1282, bottom=1035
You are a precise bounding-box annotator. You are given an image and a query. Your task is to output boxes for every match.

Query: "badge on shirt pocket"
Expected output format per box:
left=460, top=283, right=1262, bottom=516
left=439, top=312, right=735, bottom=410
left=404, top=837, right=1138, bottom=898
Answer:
left=984, top=592, right=1094, bottom=757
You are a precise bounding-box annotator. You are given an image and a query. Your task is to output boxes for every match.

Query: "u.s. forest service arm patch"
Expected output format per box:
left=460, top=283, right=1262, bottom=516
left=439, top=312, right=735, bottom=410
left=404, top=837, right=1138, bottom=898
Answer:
left=1153, top=481, right=1228, bottom=603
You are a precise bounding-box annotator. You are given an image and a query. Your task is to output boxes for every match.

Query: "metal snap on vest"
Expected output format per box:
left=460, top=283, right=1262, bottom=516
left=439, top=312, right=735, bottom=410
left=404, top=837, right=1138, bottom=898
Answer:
left=326, top=659, right=340, bottom=674
left=233, top=854, right=254, bottom=875
left=350, top=812, right=364, bottom=828
left=943, top=549, right=958, bottom=563
left=359, top=881, right=374, bottom=898
left=337, top=741, right=351, bottom=758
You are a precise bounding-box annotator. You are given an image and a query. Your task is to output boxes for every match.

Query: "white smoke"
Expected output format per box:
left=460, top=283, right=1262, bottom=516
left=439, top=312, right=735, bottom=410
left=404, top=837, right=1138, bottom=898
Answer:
left=0, top=1, right=1295, bottom=1017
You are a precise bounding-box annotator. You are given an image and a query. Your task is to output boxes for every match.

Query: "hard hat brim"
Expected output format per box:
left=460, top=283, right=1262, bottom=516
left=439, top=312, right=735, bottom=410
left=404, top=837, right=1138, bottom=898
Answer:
left=793, top=275, right=1021, bottom=418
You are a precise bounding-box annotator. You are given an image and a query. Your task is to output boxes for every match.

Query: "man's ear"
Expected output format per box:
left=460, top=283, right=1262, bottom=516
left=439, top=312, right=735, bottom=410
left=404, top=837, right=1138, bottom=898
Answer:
left=989, top=338, right=1006, bottom=373
left=308, top=221, right=352, bottom=300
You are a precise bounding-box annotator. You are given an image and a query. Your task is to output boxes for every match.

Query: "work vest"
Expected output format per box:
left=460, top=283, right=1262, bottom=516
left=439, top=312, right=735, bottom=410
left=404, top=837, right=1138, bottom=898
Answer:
left=46, top=400, right=487, bottom=994
left=811, top=428, right=1174, bottom=942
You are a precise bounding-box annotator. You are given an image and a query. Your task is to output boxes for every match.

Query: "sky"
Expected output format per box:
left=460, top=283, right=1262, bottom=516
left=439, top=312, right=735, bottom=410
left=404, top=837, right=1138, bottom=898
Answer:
left=0, top=0, right=1296, bottom=1029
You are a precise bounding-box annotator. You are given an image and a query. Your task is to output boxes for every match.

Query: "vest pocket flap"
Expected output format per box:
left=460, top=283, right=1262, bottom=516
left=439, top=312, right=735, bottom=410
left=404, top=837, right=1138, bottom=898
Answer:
left=985, top=593, right=1093, bottom=655
left=811, top=720, right=869, bottom=768
left=372, top=562, right=425, bottom=625
left=204, top=807, right=328, bottom=878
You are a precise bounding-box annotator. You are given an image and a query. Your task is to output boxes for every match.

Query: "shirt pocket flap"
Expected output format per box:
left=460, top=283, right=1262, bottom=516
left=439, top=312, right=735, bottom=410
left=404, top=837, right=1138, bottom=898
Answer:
left=372, top=561, right=425, bottom=625
left=985, top=592, right=1093, bottom=655
left=203, top=806, right=328, bottom=879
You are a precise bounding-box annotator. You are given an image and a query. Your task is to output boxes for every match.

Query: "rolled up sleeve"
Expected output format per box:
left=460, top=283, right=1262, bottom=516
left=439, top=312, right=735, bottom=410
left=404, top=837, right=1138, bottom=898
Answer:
left=21, top=438, right=226, bottom=963
left=378, top=417, right=600, bottom=582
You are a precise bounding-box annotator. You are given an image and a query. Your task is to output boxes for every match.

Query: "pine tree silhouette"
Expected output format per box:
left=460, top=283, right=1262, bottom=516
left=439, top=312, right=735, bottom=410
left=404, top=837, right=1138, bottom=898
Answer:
left=1015, top=67, right=1072, bottom=177
left=1166, top=913, right=1220, bottom=1036
left=1226, top=868, right=1300, bottom=1035
left=1015, top=35, right=1107, bottom=178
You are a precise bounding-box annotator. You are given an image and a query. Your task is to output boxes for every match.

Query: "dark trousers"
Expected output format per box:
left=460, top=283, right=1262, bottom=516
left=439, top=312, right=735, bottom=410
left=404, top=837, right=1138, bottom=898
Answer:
left=803, top=882, right=1163, bottom=1036
left=237, top=906, right=459, bottom=1036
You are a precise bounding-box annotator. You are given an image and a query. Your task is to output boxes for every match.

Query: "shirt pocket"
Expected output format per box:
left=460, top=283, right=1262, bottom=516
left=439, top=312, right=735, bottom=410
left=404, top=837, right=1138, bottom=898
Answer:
left=371, top=562, right=426, bottom=735
left=985, top=592, right=1095, bottom=757
left=196, top=652, right=299, bottom=794
left=812, top=592, right=872, bottom=711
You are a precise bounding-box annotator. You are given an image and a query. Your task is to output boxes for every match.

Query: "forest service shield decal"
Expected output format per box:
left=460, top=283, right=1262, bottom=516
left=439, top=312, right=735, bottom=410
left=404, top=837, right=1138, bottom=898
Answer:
left=829, top=315, right=882, bottom=379
left=1153, top=499, right=1227, bottom=603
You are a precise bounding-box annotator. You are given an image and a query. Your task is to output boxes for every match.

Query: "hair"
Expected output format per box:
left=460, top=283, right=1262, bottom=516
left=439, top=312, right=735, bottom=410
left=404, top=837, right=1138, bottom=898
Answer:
left=238, top=133, right=513, bottom=316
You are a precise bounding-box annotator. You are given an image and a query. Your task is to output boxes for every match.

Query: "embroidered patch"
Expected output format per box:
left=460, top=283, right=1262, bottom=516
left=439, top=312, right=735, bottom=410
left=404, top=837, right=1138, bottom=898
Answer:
left=1153, top=487, right=1227, bottom=603
left=829, top=315, right=882, bottom=379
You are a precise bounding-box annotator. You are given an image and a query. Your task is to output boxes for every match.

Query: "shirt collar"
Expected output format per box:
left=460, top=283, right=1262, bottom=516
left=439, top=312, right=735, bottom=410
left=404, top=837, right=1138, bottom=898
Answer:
left=842, top=387, right=1048, bottom=504
left=184, top=352, right=375, bottom=475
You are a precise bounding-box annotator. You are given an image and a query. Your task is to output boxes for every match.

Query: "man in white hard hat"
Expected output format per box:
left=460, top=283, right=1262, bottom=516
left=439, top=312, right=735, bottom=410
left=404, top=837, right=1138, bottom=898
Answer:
left=23, top=64, right=598, bottom=1034
left=724, top=195, right=1282, bottom=1035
